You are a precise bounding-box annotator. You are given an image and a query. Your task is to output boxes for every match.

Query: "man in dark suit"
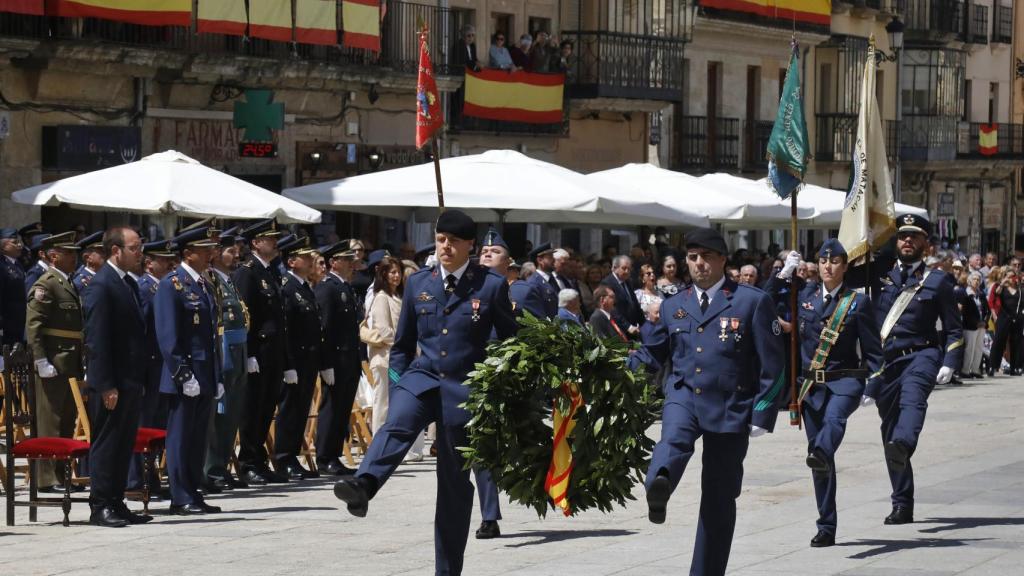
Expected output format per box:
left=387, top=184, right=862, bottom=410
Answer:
left=600, top=255, right=643, bottom=336
left=83, top=226, right=150, bottom=527
left=453, top=25, right=481, bottom=72
left=333, top=209, right=518, bottom=576
left=589, top=285, right=628, bottom=341
left=1, top=227, right=27, bottom=346
left=314, top=240, right=362, bottom=476
left=525, top=242, right=558, bottom=318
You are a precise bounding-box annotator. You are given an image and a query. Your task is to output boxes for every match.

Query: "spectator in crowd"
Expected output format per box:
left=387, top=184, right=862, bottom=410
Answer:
left=579, top=263, right=603, bottom=313
left=987, top=266, right=1022, bottom=376
left=982, top=252, right=997, bottom=277
left=510, top=33, right=532, bottom=70
left=986, top=265, right=1004, bottom=328
left=601, top=255, right=642, bottom=337
left=968, top=253, right=984, bottom=280
left=726, top=265, right=740, bottom=283
left=739, top=264, right=759, bottom=286
left=634, top=263, right=663, bottom=320
left=528, top=30, right=555, bottom=73
left=658, top=254, right=685, bottom=295
left=555, top=40, right=575, bottom=81
left=958, top=271, right=988, bottom=379
left=488, top=31, right=516, bottom=71
left=556, top=288, right=583, bottom=326
left=454, top=25, right=480, bottom=72
left=520, top=261, right=536, bottom=281
left=551, top=248, right=578, bottom=292
left=804, top=261, right=819, bottom=284
left=366, top=256, right=405, bottom=434
left=588, top=285, right=627, bottom=342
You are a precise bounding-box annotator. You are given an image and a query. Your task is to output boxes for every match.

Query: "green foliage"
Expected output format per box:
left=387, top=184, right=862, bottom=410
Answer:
left=462, top=314, right=660, bottom=518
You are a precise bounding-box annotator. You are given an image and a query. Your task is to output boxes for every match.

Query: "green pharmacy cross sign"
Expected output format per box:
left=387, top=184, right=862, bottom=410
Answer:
left=234, top=89, right=284, bottom=142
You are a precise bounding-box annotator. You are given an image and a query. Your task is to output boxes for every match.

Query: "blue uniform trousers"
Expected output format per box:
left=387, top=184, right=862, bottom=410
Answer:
left=474, top=468, right=501, bottom=521
left=646, top=397, right=749, bottom=576
left=801, top=384, right=859, bottom=536
left=166, top=393, right=214, bottom=506
left=358, top=386, right=474, bottom=576
left=876, top=348, right=939, bottom=508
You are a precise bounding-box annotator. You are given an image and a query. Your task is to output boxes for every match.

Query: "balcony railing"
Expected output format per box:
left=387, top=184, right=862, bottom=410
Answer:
left=969, top=4, right=988, bottom=44
left=742, top=120, right=773, bottom=173
left=957, top=123, right=1024, bottom=159
left=816, top=114, right=900, bottom=164
left=901, top=115, right=959, bottom=162
left=560, top=31, right=686, bottom=101
left=904, top=0, right=966, bottom=38
left=679, top=116, right=739, bottom=171
left=994, top=4, right=1012, bottom=44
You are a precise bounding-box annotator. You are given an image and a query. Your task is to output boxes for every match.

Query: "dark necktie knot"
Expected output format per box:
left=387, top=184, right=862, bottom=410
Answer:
left=824, top=293, right=832, bottom=307
left=445, top=274, right=457, bottom=294
left=699, top=292, right=709, bottom=313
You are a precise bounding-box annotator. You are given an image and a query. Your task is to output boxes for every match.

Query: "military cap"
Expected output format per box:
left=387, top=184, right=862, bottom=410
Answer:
left=76, top=231, right=103, bottom=251
left=482, top=228, right=509, bottom=251
left=0, top=228, right=18, bottom=240
left=41, top=231, right=79, bottom=251
left=278, top=234, right=316, bottom=258
left=29, top=233, right=53, bottom=252
left=684, top=227, right=728, bottom=256
left=367, top=249, right=390, bottom=269
left=414, top=242, right=435, bottom=261
left=509, top=259, right=522, bottom=269
left=527, top=242, right=554, bottom=262
left=240, top=218, right=283, bottom=240
left=18, top=222, right=44, bottom=239
left=321, top=240, right=357, bottom=260
left=817, top=238, right=847, bottom=260
left=435, top=209, right=476, bottom=241
left=173, top=225, right=219, bottom=251
left=898, top=213, right=931, bottom=236
left=143, top=239, right=177, bottom=258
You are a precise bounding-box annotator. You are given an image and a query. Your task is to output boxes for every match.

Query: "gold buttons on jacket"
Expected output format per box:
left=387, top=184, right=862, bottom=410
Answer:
left=441, top=350, right=448, bottom=357
left=695, top=388, right=702, bottom=394
left=695, top=367, right=702, bottom=374
left=697, top=327, right=703, bottom=333
left=442, top=328, right=448, bottom=335
left=696, top=346, right=703, bottom=353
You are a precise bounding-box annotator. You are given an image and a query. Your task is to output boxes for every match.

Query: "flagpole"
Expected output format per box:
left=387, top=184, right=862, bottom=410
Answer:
left=788, top=191, right=801, bottom=428
left=431, top=136, right=445, bottom=211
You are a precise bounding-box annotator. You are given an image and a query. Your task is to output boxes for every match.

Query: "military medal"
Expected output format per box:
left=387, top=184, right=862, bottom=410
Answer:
left=228, top=309, right=235, bottom=321
left=418, top=292, right=431, bottom=302
left=471, top=299, right=481, bottom=322
left=730, top=318, right=741, bottom=342
left=193, top=312, right=200, bottom=325
left=674, top=308, right=686, bottom=319
left=719, top=317, right=729, bottom=342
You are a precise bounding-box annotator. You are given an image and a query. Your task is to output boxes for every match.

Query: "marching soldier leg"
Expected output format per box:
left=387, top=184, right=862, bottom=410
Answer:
left=804, top=390, right=859, bottom=537
left=474, top=468, right=501, bottom=522
left=645, top=399, right=699, bottom=493
left=434, top=421, right=475, bottom=576
left=34, top=375, right=70, bottom=487
left=357, top=386, right=437, bottom=489
left=692, top=431, right=749, bottom=576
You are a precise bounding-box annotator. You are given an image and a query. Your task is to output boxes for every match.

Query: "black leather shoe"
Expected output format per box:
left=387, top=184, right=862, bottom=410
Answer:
left=319, top=460, right=357, bottom=476
left=169, top=503, right=207, bottom=516
left=90, top=506, right=129, bottom=527
left=200, top=481, right=223, bottom=495
left=647, top=474, right=671, bottom=525
left=242, top=469, right=268, bottom=486
left=225, top=475, right=249, bottom=489
left=281, top=462, right=317, bottom=480
left=40, top=484, right=68, bottom=494
left=261, top=468, right=290, bottom=484
left=197, top=501, right=222, bottom=514
left=115, top=503, right=153, bottom=524
left=884, top=505, right=913, bottom=525
left=475, top=520, right=501, bottom=539
left=806, top=449, right=831, bottom=474
left=810, top=530, right=835, bottom=547
left=884, top=441, right=910, bottom=473
left=206, top=477, right=234, bottom=491
left=333, top=476, right=370, bottom=517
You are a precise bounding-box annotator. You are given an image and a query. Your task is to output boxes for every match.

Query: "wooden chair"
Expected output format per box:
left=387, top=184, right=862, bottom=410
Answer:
left=68, top=378, right=166, bottom=514
left=299, top=378, right=322, bottom=472
left=342, top=363, right=375, bottom=466
left=4, top=345, right=90, bottom=526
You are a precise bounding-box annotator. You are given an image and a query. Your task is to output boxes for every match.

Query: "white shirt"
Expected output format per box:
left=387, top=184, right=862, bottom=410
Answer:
left=36, top=260, right=50, bottom=271
left=180, top=263, right=202, bottom=283
left=329, top=271, right=348, bottom=284
left=822, top=283, right=842, bottom=306
left=693, top=276, right=726, bottom=306
left=106, top=260, right=128, bottom=280
left=253, top=254, right=273, bottom=269
left=898, top=260, right=922, bottom=276
left=534, top=269, right=551, bottom=283
left=440, top=259, right=470, bottom=283
left=287, top=270, right=307, bottom=286
left=212, top=268, right=231, bottom=284
left=127, top=271, right=142, bottom=283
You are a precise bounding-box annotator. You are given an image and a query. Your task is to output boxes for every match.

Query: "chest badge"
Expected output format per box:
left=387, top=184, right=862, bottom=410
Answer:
left=674, top=308, right=686, bottom=319
left=193, top=311, right=200, bottom=325
left=261, top=279, right=269, bottom=290
left=471, top=299, right=481, bottom=322
left=719, top=317, right=729, bottom=342
left=418, top=292, right=432, bottom=302
left=730, top=318, right=742, bottom=342
left=802, top=301, right=814, bottom=310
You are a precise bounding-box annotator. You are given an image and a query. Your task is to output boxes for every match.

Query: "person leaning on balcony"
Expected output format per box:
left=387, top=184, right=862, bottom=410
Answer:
left=454, top=24, right=481, bottom=72
left=555, top=40, right=576, bottom=81
left=510, top=33, right=532, bottom=70
left=528, top=30, right=555, bottom=73
left=488, top=31, right=518, bottom=71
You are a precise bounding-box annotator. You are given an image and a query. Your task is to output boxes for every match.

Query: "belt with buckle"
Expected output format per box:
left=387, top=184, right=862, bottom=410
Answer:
left=802, top=368, right=869, bottom=383
left=885, top=343, right=938, bottom=361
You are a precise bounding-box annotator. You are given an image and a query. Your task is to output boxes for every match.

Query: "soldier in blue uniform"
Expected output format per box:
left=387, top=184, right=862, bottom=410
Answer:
left=334, top=209, right=518, bottom=576
left=480, top=228, right=545, bottom=320
left=630, top=227, right=785, bottom=576
left=154, top=225, right=223, bottom=515
left=273, top=234, right=323, bottom=479
left=525, top=242, right=558, bottom=318
left=1, top=228, right=27, bottom=346
left=17, top=222, right=45, bottom=271
left=765, top=239, right=883, bottom=547
left=24, top=232, right=52, bottom=296
left=72, top=231, right=105, bottom=297
left=865, top=214, right=963, bottom=525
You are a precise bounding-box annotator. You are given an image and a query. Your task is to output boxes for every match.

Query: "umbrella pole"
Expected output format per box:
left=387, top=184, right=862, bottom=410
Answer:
left=788, top=191, right=801, bottom=429
left=431, top=137, right=445, bottom=212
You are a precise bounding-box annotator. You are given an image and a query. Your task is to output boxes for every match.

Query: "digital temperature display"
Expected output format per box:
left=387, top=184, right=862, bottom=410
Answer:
left=239, top=142, right=278, bottom=158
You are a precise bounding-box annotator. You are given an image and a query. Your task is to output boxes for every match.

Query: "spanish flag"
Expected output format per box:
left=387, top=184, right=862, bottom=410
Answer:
left=342, top=0, right=380, bottom=52
left=197, top=0, right=247, bottom=36
left=53, top=0, right=190, bottom=26
left=296, top=0, right=337, bottom=46
left=0, top=0, right=43, bottom=16
left=979, top=124, right=998, bottom=156
left=464, top=69, right=564, bottom=124
left=701, top=0, right=830, bottom=26
left=544, top=381, right=583, bottom=516
left=249, top=0, right=292, bottom=42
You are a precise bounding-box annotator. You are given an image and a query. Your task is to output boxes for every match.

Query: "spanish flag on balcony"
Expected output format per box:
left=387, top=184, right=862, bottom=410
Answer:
left=979, top=124, right=998, bottom=155
left=0, top=1, right=43, bottom=16
left=249, top=0, right=292, bottom=42
left=296, top=0, right=337, bottom=46
left=53, top=0, right=191, bottom=26
left=701, top=0, right=831, bottom=26
left=342, top=0, right=381, bottom=52
left=197, top=0, right=247, bottom=37
left=464, top=69, right=565, bottom=124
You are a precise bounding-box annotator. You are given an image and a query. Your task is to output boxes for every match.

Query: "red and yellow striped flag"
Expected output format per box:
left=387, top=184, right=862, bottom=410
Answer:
left=464, top=69, right=564, bottom=124
left=296, top=0, right=337, bottom=46
left=700, top=0, right=830, bottom=26
left=0, top=0, right=43, bottom=15
left=544, top=381, right=583, bottom=516
left=54, top=0, right=190, bottom=26
left=979, top=124, right=998, bottom=156
left=197, top=0, right=247, bottom=36
left=342, top=0, right=380, bottom=52
left=249, top=0, right=292, bottom=42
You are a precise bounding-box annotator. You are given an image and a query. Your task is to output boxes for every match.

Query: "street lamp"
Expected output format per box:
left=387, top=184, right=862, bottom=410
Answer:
left=885, top=15, right=905, bottom=203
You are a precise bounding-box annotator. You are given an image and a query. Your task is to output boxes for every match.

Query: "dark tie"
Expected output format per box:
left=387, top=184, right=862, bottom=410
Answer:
left=123, top=274, right=141, bottom=310
left=445, top=274, right=457, bottom=294
left=900, top=265, right=910, bottom=286
left=824, top=293, right=832, bottom=308
left=700, top=292, right=709, bottom=314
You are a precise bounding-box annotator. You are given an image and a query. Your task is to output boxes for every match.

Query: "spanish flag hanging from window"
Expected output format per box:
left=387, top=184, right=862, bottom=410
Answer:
left=979, top=124, right=998, bottom=155
left=296, top=0, right=337, bottom=46
left=0, top=0, right=43, bottom=16
left=342, top=0, right=381, bottom=52
left=464, top=69, right=565, bottom=124
left=53, top=0, right=191, bottom=26
left=701, top=0, right=830, bottom=26
left=249, top=0, right=292, bottom=42
left=197, top=0, right=247, bottom=36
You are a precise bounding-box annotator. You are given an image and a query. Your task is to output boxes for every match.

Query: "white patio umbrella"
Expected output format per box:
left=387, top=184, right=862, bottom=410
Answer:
left=11, top=150, right=321, bottom=224
left=283, top=150, right=708, bottom=227
left=752, top=178, right=928, bottom=228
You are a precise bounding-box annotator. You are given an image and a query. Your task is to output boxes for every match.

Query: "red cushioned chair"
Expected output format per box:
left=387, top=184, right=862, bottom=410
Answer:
left=4, top=345, right=90, bottom=527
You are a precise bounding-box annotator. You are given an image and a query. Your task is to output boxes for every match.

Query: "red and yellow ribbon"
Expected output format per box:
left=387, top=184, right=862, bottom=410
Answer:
left=544, top=381, right=583, bottom=516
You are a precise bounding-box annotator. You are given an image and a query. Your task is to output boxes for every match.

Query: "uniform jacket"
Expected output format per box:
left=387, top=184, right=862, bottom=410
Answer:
left=25, top=268, right=84, bottom=379
left=526, top=271, right=558, bottom=319
left=137, top=272, right=163, bottom=365
left=232, top=255, right=288, bottom=361
left=280, top=272, right=328, bottom=373
left=83, top=263, right=147, bottom=393
left=24, top=261, right=47, bottom=296
left=1, top=255, right=26, bottom=344
left=632, top=279, right=786, bottom=433
left=509, top=279, right=546, bottom=319
left=390, top=263, right=517, bottom=425
left=72, top=266, right=96, bottom=297
left=557, top=307, right=583, bottom=326
left=315, top=273, right=361, bottom=377
left=210, top=269, right=248, bottom=376
left=154, top=265, right=220, bottom=395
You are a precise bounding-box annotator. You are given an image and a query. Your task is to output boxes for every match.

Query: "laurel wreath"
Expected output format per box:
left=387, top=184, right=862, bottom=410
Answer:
left=462, top=314, right=660, bottom=517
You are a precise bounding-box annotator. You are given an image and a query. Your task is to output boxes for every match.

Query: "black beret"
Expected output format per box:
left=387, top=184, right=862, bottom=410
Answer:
left=435, top=209, right=476, bottom=241
left=684, top=228, right=728, bottom=256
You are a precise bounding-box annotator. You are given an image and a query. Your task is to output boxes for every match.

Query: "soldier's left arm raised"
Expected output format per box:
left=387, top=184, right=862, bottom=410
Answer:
left=750, top=290, right=786, bottom=433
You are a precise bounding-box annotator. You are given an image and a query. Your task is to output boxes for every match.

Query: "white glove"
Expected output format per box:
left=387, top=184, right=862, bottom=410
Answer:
left=182, top=377, right=201, bottom=397
left=860, top=395, right=875, bottom=407
left=216, top=383, right=225, bottom=400
left=283, top=369, right=298, bottom=384
left=34, top=359, right=58, bottom=378
left=320, top=368, right=335, bottom=386
left=246, top=357, right=260, bottom=374
left=936, top=366, right=954, bottom=386
left=777, top=251, right=801, bottom=280
left=749, top=425, right=767, bottom=438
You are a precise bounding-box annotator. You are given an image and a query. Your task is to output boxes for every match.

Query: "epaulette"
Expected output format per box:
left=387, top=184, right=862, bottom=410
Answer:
left=244, top=260, right=254, bottom=268
left=281, top=275, right=288, bottom=286
left=171, top=276, right=183, bottom=291
left=150, top=283, right=158, bottom=294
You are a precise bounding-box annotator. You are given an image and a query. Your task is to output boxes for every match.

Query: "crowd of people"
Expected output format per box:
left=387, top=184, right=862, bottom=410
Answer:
left=454, top=24, right=575, bottom=78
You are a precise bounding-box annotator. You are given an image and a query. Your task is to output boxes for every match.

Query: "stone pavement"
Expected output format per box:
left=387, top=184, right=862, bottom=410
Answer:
left=1, top=375, right=1021, bottom=576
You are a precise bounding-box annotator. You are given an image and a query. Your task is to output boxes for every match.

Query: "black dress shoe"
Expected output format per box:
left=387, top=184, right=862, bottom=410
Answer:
left=225, top=475, right=249, bottom=489
left=242, top=469, right=268, bottom=486
left=169, top=503, right=207, bottom=516
left=90, top=506, right=129, bottom=527
left=647, top=474, right=671, bottom=525
left=196, top=501, right=222, bottom=514
left=805, top=449, right=831, bottom=474
left=115, top=503, right=153, bottom=524
left=884, top=441, right=910, bottom=473
left=810, top=530, right=835, bottom=547
left=39, top=484, right=69, bottom=494
left=200, top=481, right=223, bottom=495
left=261, top=468, right=290, bottom=484
left=281, top=462, right=317, bottom=480
left=475, top=520, right=501, bottom=539
left=318, top=460, right=357, bottom=476
left=970, top=372, right=983, bottom=379
left=206, top=477, right=234, bottom=491
left=333, top=476, right=370, bottom=517
left=884, top=505, right=913, bottom=525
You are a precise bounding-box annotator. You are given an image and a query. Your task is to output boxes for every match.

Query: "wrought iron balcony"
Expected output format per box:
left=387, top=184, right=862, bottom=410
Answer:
left=994, top=4, right=1012, bottom=44
left=742, top=120, right=773, bottom=173
left=679, top=116, right=739, bottom=172
left=560, top=31, right=686, bottom=101
left=957, top=123, right=1024, bottom=159
left=901, top=116, right=959, bottom=162
left=904, top=0, right=966, bottom=40
left=968, top=4, right=988, bottom=45
left=815, top=114, right=900, bottom=164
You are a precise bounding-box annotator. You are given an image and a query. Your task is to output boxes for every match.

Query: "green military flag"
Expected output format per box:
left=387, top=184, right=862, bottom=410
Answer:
left=766, top=45, right=809, bottom=200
